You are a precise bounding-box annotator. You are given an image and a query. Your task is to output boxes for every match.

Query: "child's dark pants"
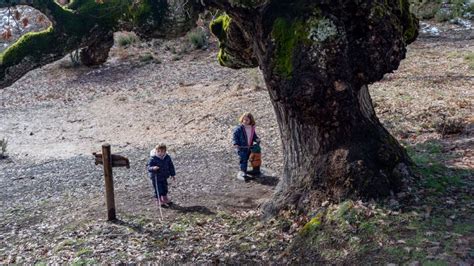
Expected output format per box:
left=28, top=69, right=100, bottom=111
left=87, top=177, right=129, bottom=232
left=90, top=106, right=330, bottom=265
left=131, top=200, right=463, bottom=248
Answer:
left=238, top=148, right=251, bottom=172
left=150, top=177, right=168, bottom=198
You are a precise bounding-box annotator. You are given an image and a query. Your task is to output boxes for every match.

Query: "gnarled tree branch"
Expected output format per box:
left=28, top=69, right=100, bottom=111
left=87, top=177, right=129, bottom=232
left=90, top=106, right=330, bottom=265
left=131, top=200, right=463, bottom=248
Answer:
left=0, top=0, right=204, bottom=88
left=0, top=0, right=35, bottom=8
left=210, top=14, right=257, bottom=68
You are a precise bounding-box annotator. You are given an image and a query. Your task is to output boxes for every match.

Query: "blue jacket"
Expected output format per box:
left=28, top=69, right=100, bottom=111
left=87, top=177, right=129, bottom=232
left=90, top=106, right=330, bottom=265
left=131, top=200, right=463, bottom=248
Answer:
left=232, top=125, right=259, bottom=149
left=147, top=154, right=176, bottom=181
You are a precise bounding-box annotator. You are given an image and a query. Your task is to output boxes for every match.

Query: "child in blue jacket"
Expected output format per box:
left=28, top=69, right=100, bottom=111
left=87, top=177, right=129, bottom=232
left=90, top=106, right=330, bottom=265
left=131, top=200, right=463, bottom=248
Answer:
left=232, top=112, right=260, bottom=180
left=147, top=143, right=176, bottom=206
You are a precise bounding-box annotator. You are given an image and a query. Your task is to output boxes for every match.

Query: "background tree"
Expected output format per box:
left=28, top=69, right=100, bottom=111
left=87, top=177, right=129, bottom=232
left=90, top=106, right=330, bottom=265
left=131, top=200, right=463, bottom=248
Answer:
left=0, top=0, right=419, bottom=216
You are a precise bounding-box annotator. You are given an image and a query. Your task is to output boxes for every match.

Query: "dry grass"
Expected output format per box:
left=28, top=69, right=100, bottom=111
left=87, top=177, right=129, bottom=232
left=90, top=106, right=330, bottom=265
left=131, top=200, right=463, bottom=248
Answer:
left=370, top=26, right=473, bottom=171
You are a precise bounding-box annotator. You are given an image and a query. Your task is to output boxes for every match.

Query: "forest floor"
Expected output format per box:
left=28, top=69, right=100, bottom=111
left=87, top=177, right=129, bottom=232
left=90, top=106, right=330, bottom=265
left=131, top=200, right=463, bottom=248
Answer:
left=0, top=21, right=473, bottom=264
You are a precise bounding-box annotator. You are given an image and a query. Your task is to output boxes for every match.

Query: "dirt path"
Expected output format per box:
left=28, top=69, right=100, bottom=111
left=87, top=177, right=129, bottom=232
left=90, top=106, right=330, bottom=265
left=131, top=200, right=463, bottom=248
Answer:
left=0, top=37, right=287, bottom=263
left=0, top=55, right=284, bottom=215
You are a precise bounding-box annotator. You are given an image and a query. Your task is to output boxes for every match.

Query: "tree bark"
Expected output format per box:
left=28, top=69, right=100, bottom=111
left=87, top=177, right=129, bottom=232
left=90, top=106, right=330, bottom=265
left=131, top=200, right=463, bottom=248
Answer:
left=80, top=32, right=114, bottom=66
left=262, top=82, right=412, bottom=215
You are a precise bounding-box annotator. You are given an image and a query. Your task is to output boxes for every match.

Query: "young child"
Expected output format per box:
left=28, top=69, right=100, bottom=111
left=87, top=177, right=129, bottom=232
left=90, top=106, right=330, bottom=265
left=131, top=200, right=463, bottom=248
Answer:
left=147, top=143, right=176, bottom=206
left=232, top=112, right=261, bottom=180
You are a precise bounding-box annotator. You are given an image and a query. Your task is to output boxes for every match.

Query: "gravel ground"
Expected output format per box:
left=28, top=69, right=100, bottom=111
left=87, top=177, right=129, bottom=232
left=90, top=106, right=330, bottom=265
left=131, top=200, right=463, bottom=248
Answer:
left=0, top=34, right=285, bottom=263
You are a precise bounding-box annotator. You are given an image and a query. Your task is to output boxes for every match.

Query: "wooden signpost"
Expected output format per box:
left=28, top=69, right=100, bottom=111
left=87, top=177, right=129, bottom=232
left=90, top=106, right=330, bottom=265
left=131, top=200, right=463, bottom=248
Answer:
left=93, top=144, right=130, bottom=221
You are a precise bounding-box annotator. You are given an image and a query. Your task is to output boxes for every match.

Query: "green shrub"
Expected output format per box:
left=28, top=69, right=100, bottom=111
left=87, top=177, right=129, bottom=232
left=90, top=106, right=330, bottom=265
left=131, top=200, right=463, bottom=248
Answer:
left=410, top=0, right=442, bottom=19
left=116, top=33, right=138, bottom=47
left=464, top=52, right=474, bottom=69
left=467, top=2, right=474, bottom=13
left=434, top=9, right=451, bottom=22
left=187, top=28, right=208, bottom=50
left=0, top=138, right=7, bottom=158
left=138, top=53, right=154, bottom=62
left=450, top=0, right=466, bottom=18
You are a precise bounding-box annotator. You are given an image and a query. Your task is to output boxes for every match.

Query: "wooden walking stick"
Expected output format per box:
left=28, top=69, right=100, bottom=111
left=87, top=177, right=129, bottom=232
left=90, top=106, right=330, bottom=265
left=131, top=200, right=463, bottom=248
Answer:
left=153, top=174, right=164, bottom=221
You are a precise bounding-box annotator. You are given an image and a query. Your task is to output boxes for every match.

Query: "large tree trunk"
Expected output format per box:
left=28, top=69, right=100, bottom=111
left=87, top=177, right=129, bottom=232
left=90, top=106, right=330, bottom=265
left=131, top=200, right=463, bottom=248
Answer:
left=207, top=0, right=418, bottom=215
left=263, top=82, right=412, bottom=215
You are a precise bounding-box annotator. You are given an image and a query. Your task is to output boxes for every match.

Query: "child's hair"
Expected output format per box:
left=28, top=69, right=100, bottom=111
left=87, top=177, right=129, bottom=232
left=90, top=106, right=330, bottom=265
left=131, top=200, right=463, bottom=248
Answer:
left=239, top=112, right=256, bottom=126
left=155, top=143, right=167, bottom=151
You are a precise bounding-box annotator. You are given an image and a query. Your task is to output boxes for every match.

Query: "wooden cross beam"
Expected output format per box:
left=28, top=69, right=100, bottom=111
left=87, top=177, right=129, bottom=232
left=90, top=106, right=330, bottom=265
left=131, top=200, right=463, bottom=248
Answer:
left=93, top=152, right=130, bottom=168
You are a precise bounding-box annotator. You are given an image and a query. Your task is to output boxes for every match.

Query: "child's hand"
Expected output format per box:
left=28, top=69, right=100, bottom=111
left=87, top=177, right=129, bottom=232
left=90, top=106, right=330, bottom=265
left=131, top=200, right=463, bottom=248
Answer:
left=152, top=166, right=159, bottom=171
left=172, top=176, right=176, bottom=182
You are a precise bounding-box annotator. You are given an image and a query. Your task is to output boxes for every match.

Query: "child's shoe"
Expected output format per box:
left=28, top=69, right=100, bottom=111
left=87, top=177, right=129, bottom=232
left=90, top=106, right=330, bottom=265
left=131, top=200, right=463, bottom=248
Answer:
left=158, top=197, right=169, bottom=207
left=247, top=168, right=262, bottom=176
left=236, top=171, right=246, bottom=181
left=161, top=196, right=172, bottom=204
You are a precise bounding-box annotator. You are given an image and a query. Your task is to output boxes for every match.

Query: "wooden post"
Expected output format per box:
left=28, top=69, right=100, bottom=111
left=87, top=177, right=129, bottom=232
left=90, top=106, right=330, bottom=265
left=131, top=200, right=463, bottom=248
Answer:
left=102, top=143, right=116, bottom=221
left=93, top=145, right=128, bottom=221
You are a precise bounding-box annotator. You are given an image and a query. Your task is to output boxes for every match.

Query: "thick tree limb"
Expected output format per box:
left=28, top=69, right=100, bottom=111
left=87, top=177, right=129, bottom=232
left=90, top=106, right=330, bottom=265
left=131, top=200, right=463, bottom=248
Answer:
left=0, top=0, right=106, bottom=87
left=210, top=14, right=257, bottom=68
left=0, top=0, right=35, bottom=8
left=0, top=0, right=203, bottom=88
left=0, top=0, right=63, bottom=25
left=0, top=25, right=110, bottom=87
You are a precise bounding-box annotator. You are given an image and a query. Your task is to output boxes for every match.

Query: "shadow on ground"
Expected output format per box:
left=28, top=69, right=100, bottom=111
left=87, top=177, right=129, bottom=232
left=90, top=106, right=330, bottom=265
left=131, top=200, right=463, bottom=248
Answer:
left=244, top=174, right=280, bottom=187
left=168, top=204, right=215, bottom=215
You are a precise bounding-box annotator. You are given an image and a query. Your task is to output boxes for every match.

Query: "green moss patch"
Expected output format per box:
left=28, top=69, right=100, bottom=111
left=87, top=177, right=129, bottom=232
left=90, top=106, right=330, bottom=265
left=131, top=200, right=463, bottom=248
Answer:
left=300, top=212, right=324, bottom=236
left=210, top=14, right=233, bottom=66
left=210, top=14, right=231, bottom=42
left=271, top=17, right=308, bottom=79
left=0, top=27, right=55, bottom=65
